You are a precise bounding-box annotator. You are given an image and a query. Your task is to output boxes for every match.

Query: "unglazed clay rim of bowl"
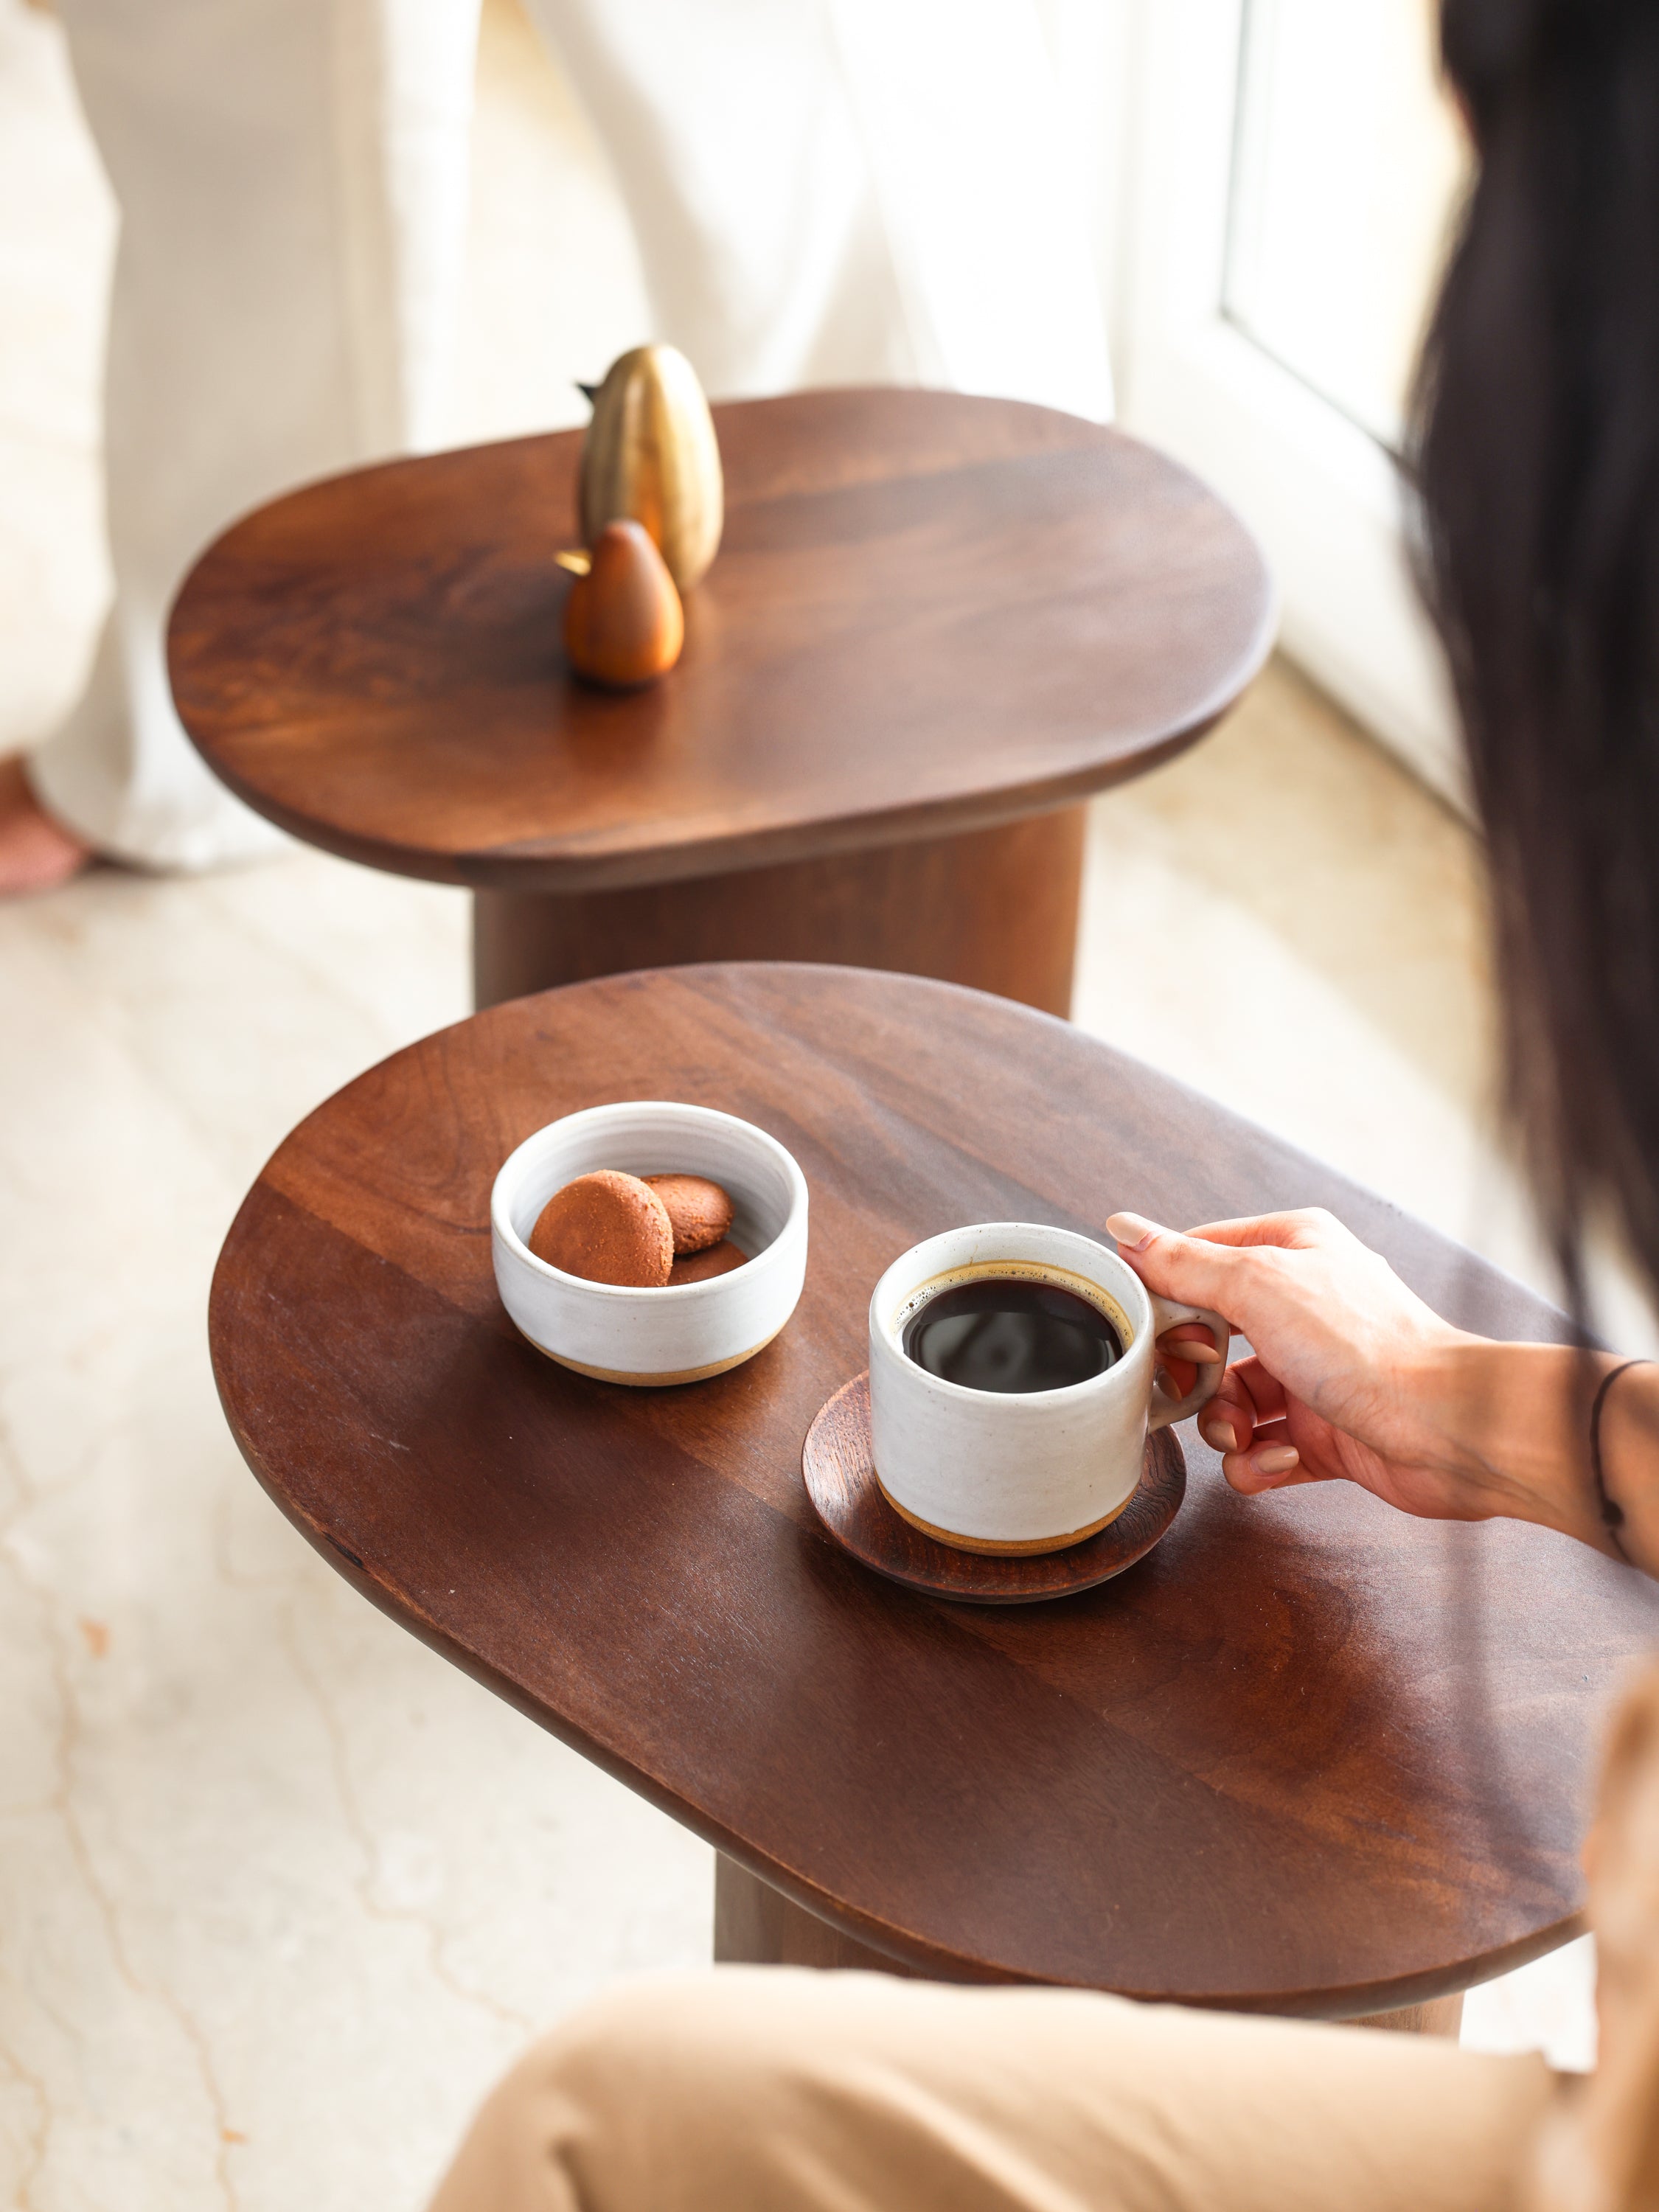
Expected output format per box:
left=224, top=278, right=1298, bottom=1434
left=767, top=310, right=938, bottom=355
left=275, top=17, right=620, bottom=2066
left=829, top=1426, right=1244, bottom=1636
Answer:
left=490, top=1101, right=809, bottom=1387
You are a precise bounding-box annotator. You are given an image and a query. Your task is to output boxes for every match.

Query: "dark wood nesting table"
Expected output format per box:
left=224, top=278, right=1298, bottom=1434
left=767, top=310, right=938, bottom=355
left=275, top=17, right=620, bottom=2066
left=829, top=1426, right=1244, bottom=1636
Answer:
left=209, top=964, right=1659, bottom=2028
left=167, top=389, right=1272, bottom=1013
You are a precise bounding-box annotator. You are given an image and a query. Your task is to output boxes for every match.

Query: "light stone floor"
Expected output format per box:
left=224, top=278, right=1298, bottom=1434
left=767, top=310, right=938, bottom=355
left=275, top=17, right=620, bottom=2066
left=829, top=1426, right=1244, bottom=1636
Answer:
left=0, top=0, right=1618, bottom=2205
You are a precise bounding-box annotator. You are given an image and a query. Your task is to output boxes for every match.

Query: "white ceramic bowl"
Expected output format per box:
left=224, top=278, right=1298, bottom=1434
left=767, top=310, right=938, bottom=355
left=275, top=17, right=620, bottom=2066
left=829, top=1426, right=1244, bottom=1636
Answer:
left=491, top=1101, right=809, bottom=1385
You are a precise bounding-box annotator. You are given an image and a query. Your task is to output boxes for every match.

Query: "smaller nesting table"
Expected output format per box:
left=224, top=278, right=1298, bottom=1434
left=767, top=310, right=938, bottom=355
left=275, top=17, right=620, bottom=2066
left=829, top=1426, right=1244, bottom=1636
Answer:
left=167, top=389, right=1272, bottom=1013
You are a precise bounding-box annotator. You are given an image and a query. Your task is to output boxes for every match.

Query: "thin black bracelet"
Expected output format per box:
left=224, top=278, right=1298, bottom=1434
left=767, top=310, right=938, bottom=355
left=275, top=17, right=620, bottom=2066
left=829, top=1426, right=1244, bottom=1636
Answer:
left=1589, top=1358, right=1649, bottom=1559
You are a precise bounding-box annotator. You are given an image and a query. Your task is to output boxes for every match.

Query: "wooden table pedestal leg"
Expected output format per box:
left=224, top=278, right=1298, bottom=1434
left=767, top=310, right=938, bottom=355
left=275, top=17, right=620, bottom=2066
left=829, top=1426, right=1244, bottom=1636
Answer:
left=473, top=806, right=1087, bottom=1015
left=714, top=1857, right=1464, bottom=2037
left=1347, top=1994, right=1464, bottom=2037
left=714, top=1855, right=923, bottom=1977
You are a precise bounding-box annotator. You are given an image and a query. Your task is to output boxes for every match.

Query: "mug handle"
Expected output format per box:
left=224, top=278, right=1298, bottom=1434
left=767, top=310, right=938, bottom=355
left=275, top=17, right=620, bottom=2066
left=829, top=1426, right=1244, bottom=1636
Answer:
left=1145, top=1295, right=1230, bottom=1433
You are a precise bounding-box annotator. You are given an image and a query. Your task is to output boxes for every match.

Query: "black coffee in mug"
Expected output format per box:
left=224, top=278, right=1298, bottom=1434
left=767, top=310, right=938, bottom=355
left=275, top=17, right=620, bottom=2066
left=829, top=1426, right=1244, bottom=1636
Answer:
left=900, top=1275, right=1125, bottom=1395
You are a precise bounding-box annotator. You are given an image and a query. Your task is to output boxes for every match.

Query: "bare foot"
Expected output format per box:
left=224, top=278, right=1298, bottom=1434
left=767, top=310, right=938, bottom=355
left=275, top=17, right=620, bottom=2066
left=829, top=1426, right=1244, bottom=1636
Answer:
left=0, top=757, right=92, bottom=896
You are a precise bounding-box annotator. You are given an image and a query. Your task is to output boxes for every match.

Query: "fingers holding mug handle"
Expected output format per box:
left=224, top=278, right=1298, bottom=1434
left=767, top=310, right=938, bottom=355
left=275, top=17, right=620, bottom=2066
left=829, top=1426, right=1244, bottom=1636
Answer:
left=1147, top=1296, right=1230, bottom=1431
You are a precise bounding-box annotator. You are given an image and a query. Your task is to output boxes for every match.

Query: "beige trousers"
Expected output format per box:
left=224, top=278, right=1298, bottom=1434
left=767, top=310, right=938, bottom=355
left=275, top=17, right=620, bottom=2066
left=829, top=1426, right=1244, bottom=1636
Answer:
left=426, top=1967, right=1555, bottom=2212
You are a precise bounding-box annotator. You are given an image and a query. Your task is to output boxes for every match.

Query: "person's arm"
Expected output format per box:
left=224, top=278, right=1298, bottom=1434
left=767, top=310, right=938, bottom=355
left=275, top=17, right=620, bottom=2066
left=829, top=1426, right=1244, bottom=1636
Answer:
left=1113, top=1206, right=1659, bottom=1574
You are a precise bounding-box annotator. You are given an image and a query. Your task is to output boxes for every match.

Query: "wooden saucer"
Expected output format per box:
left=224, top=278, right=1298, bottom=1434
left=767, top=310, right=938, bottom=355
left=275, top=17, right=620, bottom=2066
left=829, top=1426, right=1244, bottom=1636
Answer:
left=801, top=1373, right=1186, bottom=1605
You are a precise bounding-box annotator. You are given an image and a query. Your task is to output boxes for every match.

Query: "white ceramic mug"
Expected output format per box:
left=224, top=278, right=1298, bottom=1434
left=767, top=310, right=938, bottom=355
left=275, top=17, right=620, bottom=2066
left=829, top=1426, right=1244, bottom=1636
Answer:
left=867, top=1222, right=1228, bottom=1554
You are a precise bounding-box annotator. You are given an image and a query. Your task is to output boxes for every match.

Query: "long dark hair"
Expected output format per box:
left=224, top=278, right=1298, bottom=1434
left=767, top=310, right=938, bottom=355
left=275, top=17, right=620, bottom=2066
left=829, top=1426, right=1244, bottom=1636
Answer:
left=1413, top=0, right=1659, bottom=1316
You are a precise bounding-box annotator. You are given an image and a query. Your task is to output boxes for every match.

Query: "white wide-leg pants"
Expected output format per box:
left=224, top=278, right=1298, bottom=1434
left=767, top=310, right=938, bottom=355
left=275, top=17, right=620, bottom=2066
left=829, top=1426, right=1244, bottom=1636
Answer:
left=31, top=0, right=1111, bottom=872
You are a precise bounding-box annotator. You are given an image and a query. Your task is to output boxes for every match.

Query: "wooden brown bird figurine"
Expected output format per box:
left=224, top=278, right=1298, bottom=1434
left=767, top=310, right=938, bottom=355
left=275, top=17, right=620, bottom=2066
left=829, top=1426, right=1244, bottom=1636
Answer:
left=561, top=520, right=684, bottom=689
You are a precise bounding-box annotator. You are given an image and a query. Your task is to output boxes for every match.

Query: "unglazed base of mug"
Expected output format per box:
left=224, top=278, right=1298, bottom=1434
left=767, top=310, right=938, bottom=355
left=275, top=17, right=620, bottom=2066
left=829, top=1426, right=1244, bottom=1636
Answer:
left=873, top=1471, right=1135, bottom=1556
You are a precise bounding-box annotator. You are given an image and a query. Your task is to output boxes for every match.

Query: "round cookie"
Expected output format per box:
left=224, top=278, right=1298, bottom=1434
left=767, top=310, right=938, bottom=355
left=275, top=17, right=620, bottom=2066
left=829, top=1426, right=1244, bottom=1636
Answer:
left=668, top=1238, right=747, bottom=1285
left=645, top=1173, right=734, bottom=1254
left=529, top=1171, right=673, bottom=1287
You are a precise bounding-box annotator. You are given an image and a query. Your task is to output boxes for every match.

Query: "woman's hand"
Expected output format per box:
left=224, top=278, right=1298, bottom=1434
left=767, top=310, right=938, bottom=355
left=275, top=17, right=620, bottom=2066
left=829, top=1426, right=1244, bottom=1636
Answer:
left=1112, top=1206, right=1610, bottom=1537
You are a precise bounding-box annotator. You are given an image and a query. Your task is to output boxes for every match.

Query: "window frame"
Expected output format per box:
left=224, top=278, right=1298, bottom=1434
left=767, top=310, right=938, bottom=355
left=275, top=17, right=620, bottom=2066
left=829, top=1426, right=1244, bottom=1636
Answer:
left=1077, top=0, right=1467, bottom=804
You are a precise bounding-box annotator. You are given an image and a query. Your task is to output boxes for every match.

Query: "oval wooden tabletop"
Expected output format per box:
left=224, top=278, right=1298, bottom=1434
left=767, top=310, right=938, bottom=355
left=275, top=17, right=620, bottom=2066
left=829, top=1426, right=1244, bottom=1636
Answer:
left=209, top=965, right=1659, bottom=2014
left=167, top=389, right=1273, bottom=894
